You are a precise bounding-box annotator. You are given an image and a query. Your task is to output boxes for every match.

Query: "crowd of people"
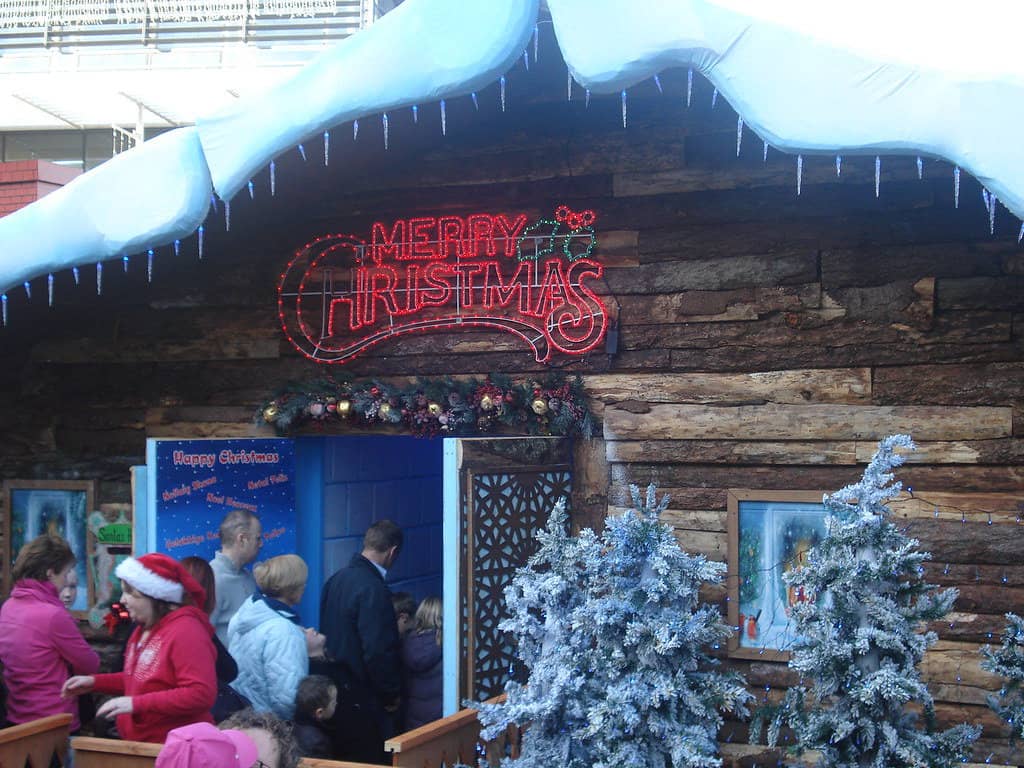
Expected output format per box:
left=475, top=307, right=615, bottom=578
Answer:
left=0, top=511, right=444, bottom=768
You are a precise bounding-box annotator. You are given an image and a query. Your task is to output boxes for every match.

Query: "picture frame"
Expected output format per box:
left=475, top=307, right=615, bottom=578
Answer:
left=86, top=502, right=133, bottom=627
left=726, top=490, right=828, bottom=661
left=3, top=479, right=95, bottom=617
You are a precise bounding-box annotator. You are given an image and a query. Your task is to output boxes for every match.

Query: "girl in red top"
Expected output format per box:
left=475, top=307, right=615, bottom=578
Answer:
left=62, top=553, right=217, bottom=743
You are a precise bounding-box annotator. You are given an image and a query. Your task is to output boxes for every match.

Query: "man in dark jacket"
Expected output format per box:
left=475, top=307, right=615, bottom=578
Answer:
left=319, top=519, right=403, bottom=764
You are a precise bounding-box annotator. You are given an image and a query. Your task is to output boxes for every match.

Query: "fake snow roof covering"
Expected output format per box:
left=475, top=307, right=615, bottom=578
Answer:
left=2, top=0, right=1023, bottom=295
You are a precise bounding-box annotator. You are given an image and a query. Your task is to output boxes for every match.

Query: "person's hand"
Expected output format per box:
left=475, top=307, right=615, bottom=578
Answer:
left=96, top=696, right=134, bottom=719
left=61, top=675, right=95, bottom=698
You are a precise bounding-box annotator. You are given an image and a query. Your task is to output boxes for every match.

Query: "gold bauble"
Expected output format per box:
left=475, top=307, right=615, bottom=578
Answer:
left=379, top=402, right=392, bottom=418
left=531, top=398, right=549, bottom=416
left=336, top=399, right=352, bottom=417
left=480, top=394, right=494, bottom=411
left=427, top=402, right=443, bottom=417
left=262, top=404, right=279, bottom=423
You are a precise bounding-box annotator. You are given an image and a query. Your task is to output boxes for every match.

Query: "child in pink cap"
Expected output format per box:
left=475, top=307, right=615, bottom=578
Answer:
left=156, top=722, right=259, bottom=768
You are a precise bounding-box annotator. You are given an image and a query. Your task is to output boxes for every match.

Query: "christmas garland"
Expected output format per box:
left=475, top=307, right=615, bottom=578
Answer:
left=256, top=373, right=593, bottom=439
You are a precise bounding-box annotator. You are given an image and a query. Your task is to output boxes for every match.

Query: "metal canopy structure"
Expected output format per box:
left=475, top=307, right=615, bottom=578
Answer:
left=0, top=0, right=390, bottom=130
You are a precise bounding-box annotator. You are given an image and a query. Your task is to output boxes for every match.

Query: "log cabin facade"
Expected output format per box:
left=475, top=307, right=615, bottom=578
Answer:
left=0, top=40, right=1021, bottom=765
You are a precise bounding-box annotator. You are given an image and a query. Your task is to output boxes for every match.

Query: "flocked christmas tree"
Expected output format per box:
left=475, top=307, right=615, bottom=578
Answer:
left=475, top=484, right=752, bottom=768
left=756, top=434, right=980, bottom=768
left=981, top=612, right=1024, bottom=740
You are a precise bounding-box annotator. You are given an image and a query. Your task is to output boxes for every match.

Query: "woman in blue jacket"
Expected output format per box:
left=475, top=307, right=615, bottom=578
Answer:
left=228, top=554, right=310, bottom=719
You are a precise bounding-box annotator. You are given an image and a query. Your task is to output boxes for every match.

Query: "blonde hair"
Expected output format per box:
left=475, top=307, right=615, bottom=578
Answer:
left=415, top=596, right=442, bottom=645
left=254, top=554, right=308, bottom=600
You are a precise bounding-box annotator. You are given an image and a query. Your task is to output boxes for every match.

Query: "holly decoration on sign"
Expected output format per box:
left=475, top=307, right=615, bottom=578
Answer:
left=257, top=373, right=593, bottom=439
left=516, top=205, right=598, bottom=262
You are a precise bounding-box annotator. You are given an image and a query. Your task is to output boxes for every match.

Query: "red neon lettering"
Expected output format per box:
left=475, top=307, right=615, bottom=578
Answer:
left=484, top=260, right=535, bottom=315
left=438, top=216, right=463, bottom=259
left=407, top=217, right=438, bottom=260
left=466, top=214, right=496, bottom=259
left=454, top=262, right=486, bottom=308
left=534, top=259, right=571, bottom=319
left=277, top=208, right=608, bottom=365
left=362, top=266, right=400, bottom=325
left=420, top=262, right=454, bottom=306
left=371, top=220, right=405, bottom=264
left=403, top=264, right=420, bottom=312
left=494, top=214, right=528, bottom=258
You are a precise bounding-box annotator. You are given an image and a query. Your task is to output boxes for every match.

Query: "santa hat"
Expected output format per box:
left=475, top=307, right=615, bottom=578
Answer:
left=116, top=553, right=206, bottom=606
left=156, top=722, right=258, bottom=768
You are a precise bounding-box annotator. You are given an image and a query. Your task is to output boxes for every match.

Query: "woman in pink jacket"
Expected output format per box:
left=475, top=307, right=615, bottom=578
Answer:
left=0, top=534, right=99, bottom=731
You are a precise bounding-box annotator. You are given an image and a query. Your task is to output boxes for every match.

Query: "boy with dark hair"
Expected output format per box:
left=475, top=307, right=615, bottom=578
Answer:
left=293, top=675, right=337, bottom=759
left=391, top=591, right=416, bottom=639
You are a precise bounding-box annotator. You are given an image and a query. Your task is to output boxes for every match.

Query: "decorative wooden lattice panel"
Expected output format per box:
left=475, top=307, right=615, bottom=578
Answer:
left=462, top=460, right=571, bottom=702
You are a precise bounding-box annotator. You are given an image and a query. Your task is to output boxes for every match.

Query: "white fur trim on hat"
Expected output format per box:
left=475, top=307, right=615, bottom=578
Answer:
left=116, top=555, right=185, bottom=603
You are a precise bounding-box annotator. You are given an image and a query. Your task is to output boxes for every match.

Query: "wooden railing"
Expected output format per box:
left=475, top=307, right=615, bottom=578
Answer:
left=71, top=735, right=391, bottom=768
left=65, top=697, right=519, bottom=768
left=384, top=696, right=521, bottom=768
left=0, top=713, right=72, bottom=768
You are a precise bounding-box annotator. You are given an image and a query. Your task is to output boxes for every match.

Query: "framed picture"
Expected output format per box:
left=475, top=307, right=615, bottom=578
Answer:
left=86, top=503, right=133, bottom=627
left=726, top=490, right=827, bottom=661
left=3, top=479, right=95, bottom=616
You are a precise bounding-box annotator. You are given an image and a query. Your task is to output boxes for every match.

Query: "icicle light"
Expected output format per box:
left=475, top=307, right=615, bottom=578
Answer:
left=382, top=112, right=390, bottom=150
left=147, top=249, right=154, bottom=283
left=47, top=273, right=53, bottom=307
left=797, top=155, right=803, bottom=196
left=440, top=99, right=447, bottom=134
left=500, top=77, right=507, bottom=112
left=72, top=267, right=80, bottom=285
left=323, top=131, right=330, bottom=165
left=96, top=262, right=103, bottom=295
left=736, top=117, right=743, bottom=156
left=270, top=160, right=276, bottom=196
left=836, top=155, right=842, bottom=177
left=954, top=166, right=961, bottom=208
left=875, top=156, right=881, bottom=197
left=686, top=68, right=693, bottom=107
left=297, top=144, right=306, bottom=162
left=621, top=90, right=628, bottom=128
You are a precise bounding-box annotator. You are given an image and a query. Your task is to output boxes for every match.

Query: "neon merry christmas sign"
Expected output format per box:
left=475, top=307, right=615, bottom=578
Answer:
left=277, top=206, right=608, bottom=364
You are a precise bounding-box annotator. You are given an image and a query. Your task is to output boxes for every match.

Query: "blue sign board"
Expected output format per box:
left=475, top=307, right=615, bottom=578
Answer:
left=151, top=438, right=297, bottom=561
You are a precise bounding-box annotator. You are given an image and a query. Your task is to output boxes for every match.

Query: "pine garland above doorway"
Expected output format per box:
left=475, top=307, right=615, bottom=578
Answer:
left=256, top=372, right=593, bottom=439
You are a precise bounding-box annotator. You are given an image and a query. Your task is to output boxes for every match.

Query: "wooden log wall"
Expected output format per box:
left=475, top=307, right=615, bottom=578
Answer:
left=0, top=41, right=1020, bottom=762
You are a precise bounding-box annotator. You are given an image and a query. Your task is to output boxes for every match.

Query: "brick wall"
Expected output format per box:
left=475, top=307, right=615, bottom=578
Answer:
left=0, top=159, right=80, bottom=217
